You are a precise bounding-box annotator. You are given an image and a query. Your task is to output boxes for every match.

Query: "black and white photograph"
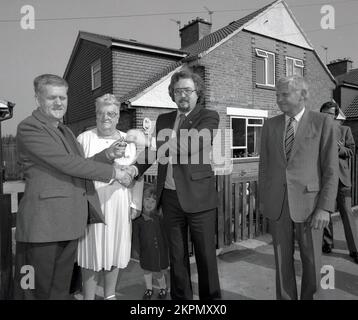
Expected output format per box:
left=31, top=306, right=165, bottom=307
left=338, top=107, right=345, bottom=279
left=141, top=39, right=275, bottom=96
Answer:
left=1, top=0, right=358, bottom=307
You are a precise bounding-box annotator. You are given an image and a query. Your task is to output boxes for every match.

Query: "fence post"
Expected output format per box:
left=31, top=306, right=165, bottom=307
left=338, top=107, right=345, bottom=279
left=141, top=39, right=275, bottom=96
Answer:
left=0, top=194, right=13, bottom=299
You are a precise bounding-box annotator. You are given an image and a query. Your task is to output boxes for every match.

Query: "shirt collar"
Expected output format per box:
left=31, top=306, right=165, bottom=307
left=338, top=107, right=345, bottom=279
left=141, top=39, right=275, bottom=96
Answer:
left=285, top=107, right=305, bottom=124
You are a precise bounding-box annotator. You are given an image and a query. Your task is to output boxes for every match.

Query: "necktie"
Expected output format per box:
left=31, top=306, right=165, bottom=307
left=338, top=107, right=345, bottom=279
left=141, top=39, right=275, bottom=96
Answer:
left=176, top=113, right=186, bottom=134
left=58, top=123, right=79, bottom=155
left=285, top=117, right=295, bottom=161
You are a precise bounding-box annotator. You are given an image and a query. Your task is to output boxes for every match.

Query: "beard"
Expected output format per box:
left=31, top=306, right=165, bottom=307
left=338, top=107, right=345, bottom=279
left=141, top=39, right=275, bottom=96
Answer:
left=177, top=99, right=191, bottom=112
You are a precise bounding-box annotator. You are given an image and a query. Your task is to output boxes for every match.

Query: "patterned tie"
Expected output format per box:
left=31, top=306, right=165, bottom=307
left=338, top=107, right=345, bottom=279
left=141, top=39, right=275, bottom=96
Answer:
left=176, top=113, right=186, bottom=134
left=285, top=117, right=295, bottom=161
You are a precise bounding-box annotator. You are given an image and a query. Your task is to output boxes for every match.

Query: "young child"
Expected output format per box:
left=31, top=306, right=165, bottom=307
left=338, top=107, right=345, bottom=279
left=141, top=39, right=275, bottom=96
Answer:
left=135, top=182, right=169, bottom=300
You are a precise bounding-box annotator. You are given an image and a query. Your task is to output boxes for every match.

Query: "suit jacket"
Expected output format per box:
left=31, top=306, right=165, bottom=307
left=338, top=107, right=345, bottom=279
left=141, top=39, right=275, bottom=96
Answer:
left=16, top=109, right=114, bottom=243
left=259, top=110, right=339, bottom=222
left=136, top=104, right=219, bottom=213
left=337, top=125, right=355, bottom=187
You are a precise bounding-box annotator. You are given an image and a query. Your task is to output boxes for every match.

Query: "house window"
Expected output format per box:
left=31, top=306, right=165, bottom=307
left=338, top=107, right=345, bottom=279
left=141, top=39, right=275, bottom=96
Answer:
left=286, top=57, right=304, bottom=77
left=255, top=49, right=275, bottom=87
left=231, top=117, right=264, bottom=159
left=91, top=59, right=101, bottom=90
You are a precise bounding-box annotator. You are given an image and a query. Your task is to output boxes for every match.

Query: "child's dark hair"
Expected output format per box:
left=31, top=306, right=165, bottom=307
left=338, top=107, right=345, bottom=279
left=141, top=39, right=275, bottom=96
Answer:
left=143, top=183, right=156, bottom=200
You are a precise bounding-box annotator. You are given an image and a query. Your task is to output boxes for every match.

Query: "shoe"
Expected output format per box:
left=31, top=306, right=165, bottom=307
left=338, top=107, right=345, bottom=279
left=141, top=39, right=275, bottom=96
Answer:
left=349, top=252, right=358, bottom=264
left=142, top=289, right=153, bottom=300
left=322, top=244, right=332, bottom=254
left=158, top=288, right=167, bottom=299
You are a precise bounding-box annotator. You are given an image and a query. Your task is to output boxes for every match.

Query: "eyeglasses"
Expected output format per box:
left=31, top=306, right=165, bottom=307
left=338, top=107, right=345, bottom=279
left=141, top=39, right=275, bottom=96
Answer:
left=96, top=111, right=118, bottom=118
left=174, top=88, right=197, bottom=96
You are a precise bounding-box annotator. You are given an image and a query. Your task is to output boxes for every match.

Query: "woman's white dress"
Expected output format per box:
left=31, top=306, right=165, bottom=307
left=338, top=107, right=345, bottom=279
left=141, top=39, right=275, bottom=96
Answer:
left=76, top=128, right=143, bottom=271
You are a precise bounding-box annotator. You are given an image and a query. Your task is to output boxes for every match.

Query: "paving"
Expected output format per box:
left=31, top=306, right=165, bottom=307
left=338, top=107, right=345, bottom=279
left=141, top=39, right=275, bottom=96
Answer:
left=76, top=212, right=358, bottom=300
left=4, top=182, right=358, bottom=300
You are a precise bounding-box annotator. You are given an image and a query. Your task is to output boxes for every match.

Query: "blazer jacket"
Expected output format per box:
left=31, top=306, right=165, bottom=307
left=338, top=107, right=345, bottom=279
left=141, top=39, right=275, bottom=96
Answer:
left=259, top=110, right=339, bottom=222
left=337, top=125, right=355, bottom=187
left=136, top=104, right=219, bottom=213
left=16, top=109, right=114, bottom=243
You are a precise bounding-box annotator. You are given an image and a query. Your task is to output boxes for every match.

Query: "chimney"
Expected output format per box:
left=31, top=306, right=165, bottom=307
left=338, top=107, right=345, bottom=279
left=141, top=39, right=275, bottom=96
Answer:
left=327, top=58, right=353, bottom=77
left=179, top=17, right=212, bottom=49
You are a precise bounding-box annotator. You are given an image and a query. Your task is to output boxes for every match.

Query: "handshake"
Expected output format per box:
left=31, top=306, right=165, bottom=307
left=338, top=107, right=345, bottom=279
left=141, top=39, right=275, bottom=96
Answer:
left=104, top=139, right=137, bottom=188
left=113, top=164, right=137, bottom=188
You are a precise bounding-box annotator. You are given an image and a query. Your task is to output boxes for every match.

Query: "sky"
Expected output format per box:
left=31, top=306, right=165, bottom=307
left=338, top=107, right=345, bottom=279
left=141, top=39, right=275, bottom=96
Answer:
left=1, top=0, right=358, bottom=135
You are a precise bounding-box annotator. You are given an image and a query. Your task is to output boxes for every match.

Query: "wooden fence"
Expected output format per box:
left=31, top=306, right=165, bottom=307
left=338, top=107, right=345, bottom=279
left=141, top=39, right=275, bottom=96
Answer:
left=143, top=174, right=265, bottom=249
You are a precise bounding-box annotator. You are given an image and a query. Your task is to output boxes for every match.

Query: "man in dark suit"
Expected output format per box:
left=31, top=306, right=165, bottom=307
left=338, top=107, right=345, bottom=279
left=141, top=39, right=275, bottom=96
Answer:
left=126, top=69, right=221, bottom=300
left=14, top=74, right=130, bottom=299
left=320, top=101, right=358, bottom=263
left=259, top=75, right=339, bottom=300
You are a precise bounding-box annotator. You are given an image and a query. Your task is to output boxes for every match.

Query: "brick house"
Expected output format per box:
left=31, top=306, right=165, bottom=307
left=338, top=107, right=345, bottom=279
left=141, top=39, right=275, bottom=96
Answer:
left=63, top=31, right=186, bottom=135
left=327, top=58, right=358, bottom=141
left=64, top=0, right=335, bottom=178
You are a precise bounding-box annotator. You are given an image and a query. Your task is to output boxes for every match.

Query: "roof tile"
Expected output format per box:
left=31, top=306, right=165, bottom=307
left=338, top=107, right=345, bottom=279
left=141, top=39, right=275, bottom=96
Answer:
left=345, top=95, right=358, bottom=118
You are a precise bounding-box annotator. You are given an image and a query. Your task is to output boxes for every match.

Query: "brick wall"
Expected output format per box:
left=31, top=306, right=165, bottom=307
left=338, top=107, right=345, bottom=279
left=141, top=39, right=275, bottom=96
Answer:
left=112, top=49, right=179, bottom=98
left=197, top=30, right=335, bottom=176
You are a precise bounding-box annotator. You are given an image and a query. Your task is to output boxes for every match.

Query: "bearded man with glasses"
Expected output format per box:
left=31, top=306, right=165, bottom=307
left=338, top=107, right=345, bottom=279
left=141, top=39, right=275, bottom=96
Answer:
left=126, top=69, right=221, bottom=300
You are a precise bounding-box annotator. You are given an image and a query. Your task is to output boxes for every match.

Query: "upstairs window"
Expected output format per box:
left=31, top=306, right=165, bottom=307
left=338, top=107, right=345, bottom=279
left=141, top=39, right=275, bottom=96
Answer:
left=255, top=49, right=275, bottom=87
left=286, top=57, right=304, bottom=77
left=91, top=59, right=101, bottom=90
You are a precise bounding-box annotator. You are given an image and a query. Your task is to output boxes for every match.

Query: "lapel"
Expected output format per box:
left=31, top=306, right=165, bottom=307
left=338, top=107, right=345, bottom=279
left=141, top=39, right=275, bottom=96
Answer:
left=275, top=114, right=287, bottom=164
left=180, top=103, right=204, bottom=130
left=32, top=108, right=75, bottom=155
left=162, top=110, right=177, bottom=130
left=288, top=109, right=311, bottom=162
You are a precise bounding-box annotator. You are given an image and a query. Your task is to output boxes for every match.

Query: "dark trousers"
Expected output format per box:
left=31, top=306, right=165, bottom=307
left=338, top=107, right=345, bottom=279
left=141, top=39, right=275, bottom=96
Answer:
left=13, top=240, right=78, bottom=300
left=323, top=183, right=358, bottom=254
left=161, top=189, right=221, bottom=300
left=269, top=191, right=323, bottom=300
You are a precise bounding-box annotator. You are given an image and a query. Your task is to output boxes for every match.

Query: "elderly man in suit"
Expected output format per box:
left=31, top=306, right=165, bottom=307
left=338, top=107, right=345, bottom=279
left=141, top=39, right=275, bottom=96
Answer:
left=259, top=75, right=339, bottom=300
left=14, top=74, right=130, bottom=300
left=320, top=101, right=358, bottom=263
left=126, top=69, right=221, bottom=300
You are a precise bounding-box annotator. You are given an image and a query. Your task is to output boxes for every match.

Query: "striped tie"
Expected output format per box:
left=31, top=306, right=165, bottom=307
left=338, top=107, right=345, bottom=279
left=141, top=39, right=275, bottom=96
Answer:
left=285, top=117, right=295, bottom=161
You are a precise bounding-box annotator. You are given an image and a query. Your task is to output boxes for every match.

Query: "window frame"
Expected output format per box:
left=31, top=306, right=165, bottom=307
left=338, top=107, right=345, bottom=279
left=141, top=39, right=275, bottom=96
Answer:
left=91, top=59, right=101, bottom=90
left=230, top=116, right=264, bottom=160
left=255, top=48, right=276, bottom=87
left=285, top=56, right=304, bottom=77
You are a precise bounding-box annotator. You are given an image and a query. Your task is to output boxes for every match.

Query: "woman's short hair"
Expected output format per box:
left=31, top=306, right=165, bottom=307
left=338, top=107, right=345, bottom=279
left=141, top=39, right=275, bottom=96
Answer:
left=168, top=69, right=205, bottom=104
left=95, top=93, right=120, bottom=112
left=33, top=74, right=68, bottom=95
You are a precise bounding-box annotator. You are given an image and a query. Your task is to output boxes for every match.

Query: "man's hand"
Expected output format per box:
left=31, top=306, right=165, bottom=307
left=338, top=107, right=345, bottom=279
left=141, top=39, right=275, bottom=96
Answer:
left=309, top=208, right=330, bottom=230
left=122, top=165, right=137, bottom=179
left=125, top=129, right=149, bottom=147
left=105, top=140, right=127, bottom=160
left=114, top=167, right=133, bottom=187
